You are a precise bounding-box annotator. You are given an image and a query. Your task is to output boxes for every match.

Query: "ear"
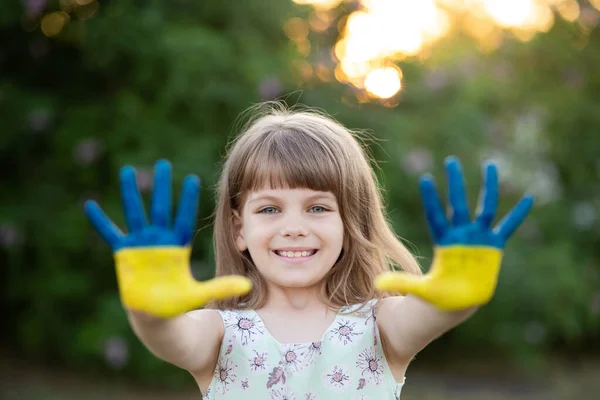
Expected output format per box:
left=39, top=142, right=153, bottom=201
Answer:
left=232, top=209, right=248, bottom=251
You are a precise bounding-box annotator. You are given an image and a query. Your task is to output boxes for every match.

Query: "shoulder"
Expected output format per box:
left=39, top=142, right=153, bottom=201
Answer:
left=374, top=296, right=402, bottom=317
left=174, top=309, right=228, bottom=379
left=186, top=309, right=225, bottom=338
left=189, top=307, right=260, bottom=334
left=373, top=296, right=405, bottom=344
left=374, top=296, right=410, bottom=335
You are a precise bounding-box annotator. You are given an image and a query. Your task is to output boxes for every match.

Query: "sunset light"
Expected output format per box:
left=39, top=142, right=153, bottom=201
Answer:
left=291, top=0, right=599, bottom=99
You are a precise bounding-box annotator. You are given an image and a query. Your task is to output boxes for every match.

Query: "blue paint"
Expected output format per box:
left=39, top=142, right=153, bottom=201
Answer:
left=84, top=159, right=200, bottom=251
left=419, top=156, right=533, bottom=249
left=85, top=156, right=533, bottom=254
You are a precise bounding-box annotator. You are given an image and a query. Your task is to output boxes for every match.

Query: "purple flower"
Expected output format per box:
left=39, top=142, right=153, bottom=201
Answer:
left=73, top=138, right=103, bottom=166
left=136, top=167, right=154, bottom=193
left=258, top=76, right=282, bottom=100
left=401, top=149, right=433, bottom=175
left=104, top=336, right=129, bottom=369
left=424, top=68, right=449, bottom=92
left=25, top=0, right=47, bottom=18
left=0, top=223, right=24, bottom=248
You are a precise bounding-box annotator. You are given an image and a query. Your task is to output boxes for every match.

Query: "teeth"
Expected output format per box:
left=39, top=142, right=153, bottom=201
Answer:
left=275, top=250, right=316, bottom=258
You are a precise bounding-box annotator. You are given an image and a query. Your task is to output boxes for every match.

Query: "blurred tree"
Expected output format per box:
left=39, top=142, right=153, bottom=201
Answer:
left=1, top=0, right=301, bottom=385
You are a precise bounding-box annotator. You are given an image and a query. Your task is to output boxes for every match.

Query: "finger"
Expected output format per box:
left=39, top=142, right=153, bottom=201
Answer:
left=151, top=160, right=172, bottom=228
left=419, top=174, right=449, bottom=243
left=197, top=276, right=253, bottom=302
left=174, top=174, right=201, bottom=246
left=494, top=194, right=534, bottom=240
left=120, top=165, right=148, bottom=232
left=374, top=271, right=426, bottom=297
left=475, top=161, right=499, bottom=228
left=445, top=156, right=470, bottom=226
left=84, top=200, right=124, bottom=249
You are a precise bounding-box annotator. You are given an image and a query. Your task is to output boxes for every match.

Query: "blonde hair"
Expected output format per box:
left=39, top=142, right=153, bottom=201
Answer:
left=211, top=102, right=422, bottom=310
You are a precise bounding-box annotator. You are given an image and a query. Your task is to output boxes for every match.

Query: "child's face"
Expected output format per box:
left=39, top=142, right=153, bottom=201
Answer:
left=234, top=187, right=344, bottom=291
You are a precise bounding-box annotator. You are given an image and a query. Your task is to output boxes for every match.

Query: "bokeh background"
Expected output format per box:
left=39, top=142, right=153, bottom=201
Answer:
left=2, top=0, right=600, bottom=399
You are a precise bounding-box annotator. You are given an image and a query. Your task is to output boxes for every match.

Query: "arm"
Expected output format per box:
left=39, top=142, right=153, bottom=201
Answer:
left=376, top=157, right=533, bottom=362
left=84, top=159, right=251, bottom=373
left=377, top=295, right=475, bottom=363
left=127, top=309, right=223, bottom=374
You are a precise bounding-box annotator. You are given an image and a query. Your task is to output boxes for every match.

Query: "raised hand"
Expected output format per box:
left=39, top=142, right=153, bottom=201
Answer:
left=85, top=160, right=252, bottom=318
left=375, top=156, right=533, bottom=311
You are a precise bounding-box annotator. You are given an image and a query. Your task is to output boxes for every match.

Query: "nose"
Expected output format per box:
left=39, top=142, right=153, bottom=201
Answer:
left=279, top=212, right=309, bottom=238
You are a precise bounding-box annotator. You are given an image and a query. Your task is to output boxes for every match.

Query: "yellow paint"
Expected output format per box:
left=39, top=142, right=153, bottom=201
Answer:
left=375, top=246, right=504, bottom=311
left=114, top=247, right=252, bottom=318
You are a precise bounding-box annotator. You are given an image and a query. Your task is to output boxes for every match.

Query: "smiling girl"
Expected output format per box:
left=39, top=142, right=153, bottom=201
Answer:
left=85, top=103, right=533, bottom=399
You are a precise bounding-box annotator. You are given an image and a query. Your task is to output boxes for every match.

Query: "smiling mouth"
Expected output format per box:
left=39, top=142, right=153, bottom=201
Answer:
left=273, top=249, right=318, bottom=258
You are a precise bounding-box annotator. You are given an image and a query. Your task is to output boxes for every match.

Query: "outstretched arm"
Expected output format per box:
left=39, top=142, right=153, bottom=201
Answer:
left=375, top=157, right=533, bottom=363
left=85, top=160, right=251, bottom=374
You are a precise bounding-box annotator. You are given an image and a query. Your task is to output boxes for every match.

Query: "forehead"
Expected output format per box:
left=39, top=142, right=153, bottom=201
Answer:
left=231, top=126, right=347, bottom=210
left=246, top=188, right=337, bottom=204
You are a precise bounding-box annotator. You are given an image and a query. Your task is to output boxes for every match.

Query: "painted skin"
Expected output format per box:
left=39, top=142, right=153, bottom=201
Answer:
left=84, top=160, right=252, bottom=318
left=85, top=157, right=533, bottom=317
left=375, top=157, right=534, bottom=311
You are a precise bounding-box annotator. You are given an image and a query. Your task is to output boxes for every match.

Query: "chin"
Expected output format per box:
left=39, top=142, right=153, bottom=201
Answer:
left=266, top=270, right=328, bottom=289
left=273, top=277, right=321, bottom=289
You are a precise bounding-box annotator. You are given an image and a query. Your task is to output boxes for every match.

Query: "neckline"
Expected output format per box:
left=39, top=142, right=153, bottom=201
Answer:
left=251, top=306, right=344, bottom=347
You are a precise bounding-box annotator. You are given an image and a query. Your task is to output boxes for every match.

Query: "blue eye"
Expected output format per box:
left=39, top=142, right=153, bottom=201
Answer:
left=258, top=207, right=279, bottom=214
left=309, top=205, right=328, bottom=213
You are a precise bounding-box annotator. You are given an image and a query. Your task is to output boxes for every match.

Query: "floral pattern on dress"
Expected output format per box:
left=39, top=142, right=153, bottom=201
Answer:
left=214, top=356, right=238, bottom=395
left=279, top=344, right=307, bottom=374
left=324, top=365, right=351, bottom=389
left=356, top=346, right=384, bottom=385
left=304, top=341, right=323, bottom=365
left=205, top=300, right=404, bottom=399
left=266, top=365, right=287, bottom=388
left=329, top=319, right=362, bottom=345
left=271, top=386, right=297, bottom=399
left=249, top=349, right=268, bottom=371
left=222, top=310, right=264, bottom=346
left=365, top=307, right=378, bottom=346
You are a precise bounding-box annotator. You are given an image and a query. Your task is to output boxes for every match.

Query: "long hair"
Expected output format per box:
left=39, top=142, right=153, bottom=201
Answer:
left=210, top=102, right=422, bottom=310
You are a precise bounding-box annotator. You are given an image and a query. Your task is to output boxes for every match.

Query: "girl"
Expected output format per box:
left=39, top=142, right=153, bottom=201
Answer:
left=85, top=104, right=533, bottom=399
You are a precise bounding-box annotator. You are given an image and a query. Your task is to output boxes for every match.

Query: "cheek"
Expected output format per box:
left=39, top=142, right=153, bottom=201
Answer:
left=323, top=219, right=345, bottom=245
left=244, top=223, right=272, bottom=246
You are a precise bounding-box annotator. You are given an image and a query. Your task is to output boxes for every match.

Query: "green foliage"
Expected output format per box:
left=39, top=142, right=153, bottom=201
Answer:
left=1, top=0, right=298, bottom=385
left=1, top=0, right=599, bottom=387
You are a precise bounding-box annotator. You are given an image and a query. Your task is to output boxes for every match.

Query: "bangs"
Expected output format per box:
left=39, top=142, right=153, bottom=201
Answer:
left=239, top=128, right=343, bottom=198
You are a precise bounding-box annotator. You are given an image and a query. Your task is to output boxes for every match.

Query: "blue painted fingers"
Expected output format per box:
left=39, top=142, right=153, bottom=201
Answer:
left=418, top=156, right=534, bottom=249
left=84, top=159, right=201, bottom=251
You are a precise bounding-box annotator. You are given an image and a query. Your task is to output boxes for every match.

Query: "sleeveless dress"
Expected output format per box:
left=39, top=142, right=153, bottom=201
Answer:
left=202, top=299, right=405, bottom=399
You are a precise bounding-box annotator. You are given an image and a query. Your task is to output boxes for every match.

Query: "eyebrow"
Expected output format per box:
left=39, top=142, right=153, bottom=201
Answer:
left=247, top=193, right=336, bottom=204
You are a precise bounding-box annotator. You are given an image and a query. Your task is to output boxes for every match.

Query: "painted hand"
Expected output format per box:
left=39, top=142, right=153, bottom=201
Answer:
left=375, top=156, right=533, bottom=311
left=84, top=159, right=252, bottom=318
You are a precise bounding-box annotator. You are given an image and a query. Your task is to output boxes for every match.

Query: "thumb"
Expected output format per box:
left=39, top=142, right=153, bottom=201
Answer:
left=192, top=275, right=253, bottom=306
left=375, top=271, right=427, bottom=297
